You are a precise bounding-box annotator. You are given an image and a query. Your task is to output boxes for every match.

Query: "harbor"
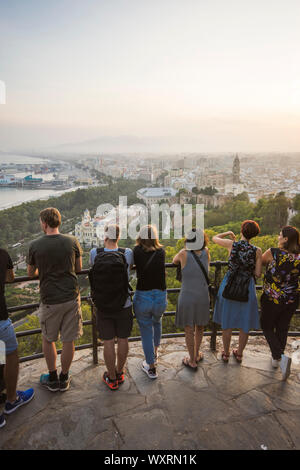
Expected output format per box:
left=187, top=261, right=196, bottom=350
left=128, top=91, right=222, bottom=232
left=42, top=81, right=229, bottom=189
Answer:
left=0, top=154, right=96, bottom=210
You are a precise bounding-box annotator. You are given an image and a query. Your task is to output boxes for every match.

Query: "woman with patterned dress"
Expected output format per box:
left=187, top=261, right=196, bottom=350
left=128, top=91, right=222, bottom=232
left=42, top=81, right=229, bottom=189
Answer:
left=213, top=221, right=262, bottom=363
left=261, top=226, right=300, bottom=380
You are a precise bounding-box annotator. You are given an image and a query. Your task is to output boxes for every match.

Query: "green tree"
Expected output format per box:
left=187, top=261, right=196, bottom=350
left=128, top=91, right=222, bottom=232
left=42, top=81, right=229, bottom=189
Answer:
left=293, top=194, right=300, bottom=211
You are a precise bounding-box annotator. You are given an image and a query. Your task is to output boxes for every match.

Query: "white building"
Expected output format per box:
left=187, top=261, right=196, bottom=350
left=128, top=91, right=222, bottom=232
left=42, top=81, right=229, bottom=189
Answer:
left=75, top=209, right=101, bottom=247
left=0, top=174, right=19, bottom=185
left=75, top=205, right=143, bottom=246
left=136, top=187, right=177, bottom=208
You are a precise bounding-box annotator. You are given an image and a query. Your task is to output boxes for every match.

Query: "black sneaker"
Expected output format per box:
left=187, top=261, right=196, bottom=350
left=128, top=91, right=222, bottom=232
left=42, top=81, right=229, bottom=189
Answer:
left=59, top=375, right=71, bottom=392
left=39, top=373, right=60, bottom=392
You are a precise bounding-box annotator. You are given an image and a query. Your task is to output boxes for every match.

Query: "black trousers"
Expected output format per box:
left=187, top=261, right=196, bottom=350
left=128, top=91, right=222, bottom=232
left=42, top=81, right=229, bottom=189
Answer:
left=260, top=293, right=299, bottom=360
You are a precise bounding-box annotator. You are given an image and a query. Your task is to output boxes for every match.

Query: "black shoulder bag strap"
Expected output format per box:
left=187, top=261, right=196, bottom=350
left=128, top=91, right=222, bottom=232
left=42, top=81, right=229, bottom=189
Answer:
left=142, top=250, right=157, bottom=274
left=117, top=248, right=133, bottom=294
left=117, top=247, right=128, bottom=265
left=191, top=250, right=210, bottom=286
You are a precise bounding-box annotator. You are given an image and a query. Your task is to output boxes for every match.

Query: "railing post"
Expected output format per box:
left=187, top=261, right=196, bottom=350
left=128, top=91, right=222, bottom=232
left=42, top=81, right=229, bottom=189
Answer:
left=210, top=262, right=222, bottom=351
left=89, top=299, right=98, bottom=365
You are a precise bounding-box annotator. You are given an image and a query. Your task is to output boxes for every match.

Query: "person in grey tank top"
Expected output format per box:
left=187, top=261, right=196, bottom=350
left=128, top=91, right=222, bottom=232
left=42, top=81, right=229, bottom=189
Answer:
left=173, top=229, right=210, bottom=370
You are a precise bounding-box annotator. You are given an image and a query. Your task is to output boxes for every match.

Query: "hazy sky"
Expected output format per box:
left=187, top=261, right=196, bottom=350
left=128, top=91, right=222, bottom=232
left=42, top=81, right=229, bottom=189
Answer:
left=0, top=0, right=300, bottom=152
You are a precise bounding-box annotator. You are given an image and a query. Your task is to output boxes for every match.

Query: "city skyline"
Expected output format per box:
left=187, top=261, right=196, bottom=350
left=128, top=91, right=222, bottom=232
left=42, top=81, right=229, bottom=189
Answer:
left=0, top=0, right=300, bottom=152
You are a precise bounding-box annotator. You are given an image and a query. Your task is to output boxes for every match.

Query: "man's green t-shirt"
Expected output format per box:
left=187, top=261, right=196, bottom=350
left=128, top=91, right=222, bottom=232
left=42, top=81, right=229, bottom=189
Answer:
left=27, top=234, right=83, bottom=305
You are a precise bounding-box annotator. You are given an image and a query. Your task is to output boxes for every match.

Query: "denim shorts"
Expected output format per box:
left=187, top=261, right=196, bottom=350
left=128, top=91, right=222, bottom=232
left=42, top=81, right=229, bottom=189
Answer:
left=0, top=319, right=18, bottom=355
left=133, top=290, right=168, bottom=320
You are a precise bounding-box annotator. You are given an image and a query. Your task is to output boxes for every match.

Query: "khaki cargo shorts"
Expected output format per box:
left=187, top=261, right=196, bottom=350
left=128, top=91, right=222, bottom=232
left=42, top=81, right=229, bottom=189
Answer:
left=37, top=296, right=83, bottom=343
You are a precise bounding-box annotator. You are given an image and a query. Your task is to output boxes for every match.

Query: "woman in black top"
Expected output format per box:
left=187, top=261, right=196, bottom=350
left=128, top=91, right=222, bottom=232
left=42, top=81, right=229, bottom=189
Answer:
left=133, top=225, right=167, bottom=379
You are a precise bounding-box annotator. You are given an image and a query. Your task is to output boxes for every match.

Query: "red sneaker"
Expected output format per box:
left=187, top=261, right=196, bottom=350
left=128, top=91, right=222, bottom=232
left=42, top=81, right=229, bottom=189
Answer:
left=116, top=371, right=125, bottom=385
left=102, top=372, right=119, bottom=391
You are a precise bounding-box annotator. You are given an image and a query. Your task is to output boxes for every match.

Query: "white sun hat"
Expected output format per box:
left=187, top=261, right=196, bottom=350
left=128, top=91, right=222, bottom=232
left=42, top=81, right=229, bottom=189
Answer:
left=185, top=228, right=205, bottom=251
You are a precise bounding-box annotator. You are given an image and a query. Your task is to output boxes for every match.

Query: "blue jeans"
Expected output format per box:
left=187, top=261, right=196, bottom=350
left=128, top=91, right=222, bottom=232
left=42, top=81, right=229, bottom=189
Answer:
left=0, top=319, right=18, bottom=355
left=133, top=290, right=167, bottom=366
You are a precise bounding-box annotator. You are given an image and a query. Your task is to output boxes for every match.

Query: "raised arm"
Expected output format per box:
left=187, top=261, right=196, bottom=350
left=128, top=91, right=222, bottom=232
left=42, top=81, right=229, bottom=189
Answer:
left=212, top=231, right=236, bottom=252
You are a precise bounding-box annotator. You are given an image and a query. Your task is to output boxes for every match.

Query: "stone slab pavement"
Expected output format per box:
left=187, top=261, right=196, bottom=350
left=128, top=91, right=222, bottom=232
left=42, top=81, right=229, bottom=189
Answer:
left=1, top=336, right=300, bottom=450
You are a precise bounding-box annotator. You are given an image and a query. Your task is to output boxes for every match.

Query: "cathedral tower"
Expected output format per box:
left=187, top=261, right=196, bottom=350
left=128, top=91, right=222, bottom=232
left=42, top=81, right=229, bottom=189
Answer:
left=232, top=154, right=240, bottom=184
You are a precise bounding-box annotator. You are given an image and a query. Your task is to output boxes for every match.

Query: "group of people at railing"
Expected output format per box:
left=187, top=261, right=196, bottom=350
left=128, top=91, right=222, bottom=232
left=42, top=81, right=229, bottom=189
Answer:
left=0, top=207, right=299, bottom=429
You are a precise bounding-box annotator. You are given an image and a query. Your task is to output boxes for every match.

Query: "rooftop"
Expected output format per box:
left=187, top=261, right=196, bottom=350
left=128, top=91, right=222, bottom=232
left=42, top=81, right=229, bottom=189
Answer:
left=1, top=336, right=300, bottom=450
left=137, top=187, right=177, bottom=198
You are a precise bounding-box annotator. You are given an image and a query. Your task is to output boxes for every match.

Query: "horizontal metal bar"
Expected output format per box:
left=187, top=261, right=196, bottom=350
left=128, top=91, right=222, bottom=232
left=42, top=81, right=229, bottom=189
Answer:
left=15, top=320, right=93, bottom=338
left=8, top=303, right=39, bottom=313
left=8, top=296, right=91, bottom=315
left=8, top=286, right=270, bottom=315
left=7, top=262, right=229, bottom=285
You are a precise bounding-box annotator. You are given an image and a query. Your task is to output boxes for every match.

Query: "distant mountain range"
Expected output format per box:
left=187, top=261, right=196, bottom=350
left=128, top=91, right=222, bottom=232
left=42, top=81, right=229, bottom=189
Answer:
left=52, top=135, right=195, bottom=154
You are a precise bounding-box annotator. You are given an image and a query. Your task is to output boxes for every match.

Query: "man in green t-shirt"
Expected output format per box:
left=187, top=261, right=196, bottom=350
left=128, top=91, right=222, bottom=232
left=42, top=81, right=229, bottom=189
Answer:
left=27, top=207, right=83, bottom=392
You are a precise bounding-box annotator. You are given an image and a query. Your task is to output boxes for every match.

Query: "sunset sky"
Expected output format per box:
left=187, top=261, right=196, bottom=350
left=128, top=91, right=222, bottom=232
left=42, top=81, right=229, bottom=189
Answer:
left=0, top=0, right=300, bottom=152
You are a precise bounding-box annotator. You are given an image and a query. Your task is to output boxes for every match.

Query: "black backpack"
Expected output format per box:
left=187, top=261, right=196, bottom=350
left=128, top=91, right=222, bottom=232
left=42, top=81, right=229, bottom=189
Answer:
left=89, top=248, right=129, bottom=313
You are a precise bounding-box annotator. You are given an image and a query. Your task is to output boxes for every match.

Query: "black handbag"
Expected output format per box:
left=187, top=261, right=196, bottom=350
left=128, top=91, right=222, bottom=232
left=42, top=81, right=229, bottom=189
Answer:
left=222, top=268, right=251, bottom=302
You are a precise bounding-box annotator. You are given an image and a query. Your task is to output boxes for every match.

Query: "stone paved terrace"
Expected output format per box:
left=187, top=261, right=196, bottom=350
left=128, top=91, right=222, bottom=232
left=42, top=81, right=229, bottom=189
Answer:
left=1, top=336, right=300, bottom=450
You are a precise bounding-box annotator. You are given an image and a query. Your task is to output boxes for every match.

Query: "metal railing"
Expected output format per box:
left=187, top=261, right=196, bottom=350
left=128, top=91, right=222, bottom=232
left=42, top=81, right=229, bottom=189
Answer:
left=7, top=262, right=300, bottom=364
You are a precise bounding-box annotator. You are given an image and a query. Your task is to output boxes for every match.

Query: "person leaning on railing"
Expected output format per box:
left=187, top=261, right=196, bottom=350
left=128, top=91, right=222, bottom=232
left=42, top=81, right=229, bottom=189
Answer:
left=133, top=225, right=168, bottom=380
left=172, top=228, right=210, bottom=370
left=261, top=225, right=300, bottom=380
left=212, top=221, right=262, bottom=363
left=27, top=207, right=83, bottom=393
left=0, top=248, right=34, bottom=429
left=89, top=224, right=134, bottom=391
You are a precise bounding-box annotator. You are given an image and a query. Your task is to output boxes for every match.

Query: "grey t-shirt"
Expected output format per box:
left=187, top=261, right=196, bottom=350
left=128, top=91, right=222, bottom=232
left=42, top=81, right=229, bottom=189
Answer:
left=27, top=234, right=83, bottom=305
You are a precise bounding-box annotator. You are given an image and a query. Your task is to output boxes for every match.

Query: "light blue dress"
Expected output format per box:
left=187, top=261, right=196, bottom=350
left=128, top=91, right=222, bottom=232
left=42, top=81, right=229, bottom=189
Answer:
left=213, top=240, right=260, bottom=333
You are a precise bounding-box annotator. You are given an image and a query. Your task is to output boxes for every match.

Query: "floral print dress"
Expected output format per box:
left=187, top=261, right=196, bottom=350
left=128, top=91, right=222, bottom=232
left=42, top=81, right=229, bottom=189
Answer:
left=263, top=248, right=300, bottom=305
